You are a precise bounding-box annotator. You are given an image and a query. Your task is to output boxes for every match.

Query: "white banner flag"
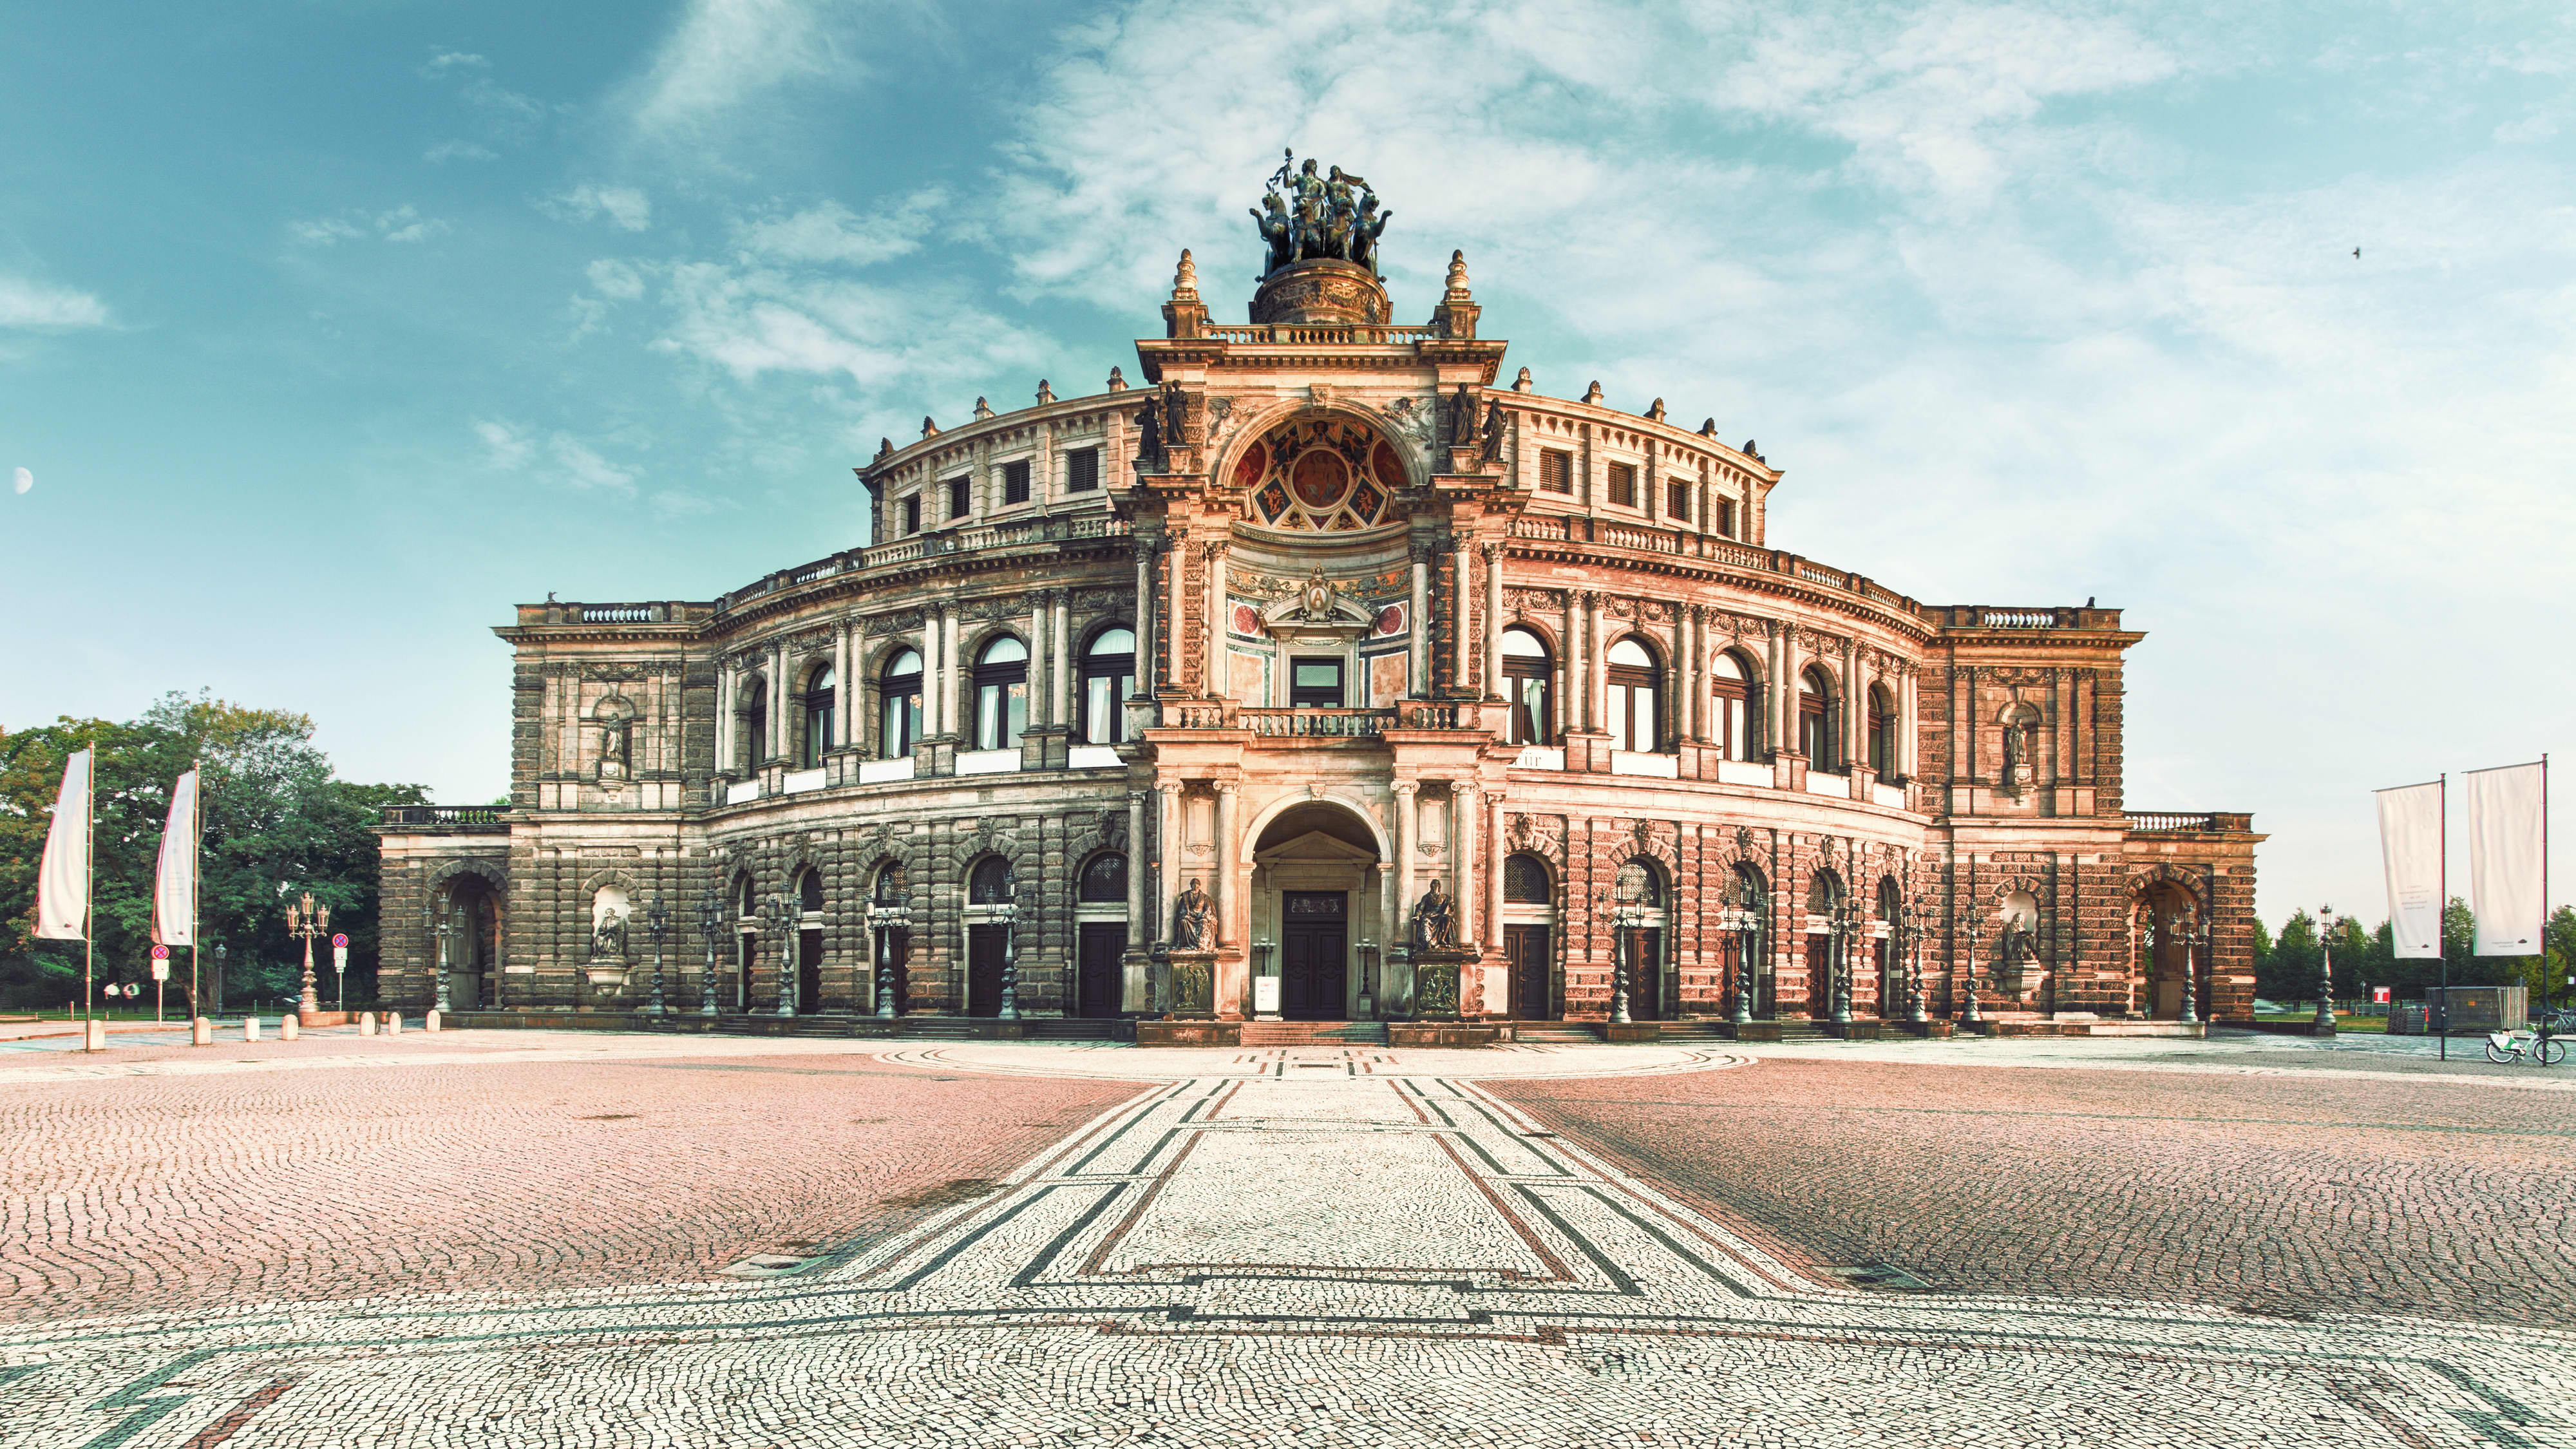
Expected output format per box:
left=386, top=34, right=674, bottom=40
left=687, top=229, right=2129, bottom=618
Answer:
left=152, top=768, right=199, bottom=947
left=2464, top=761, right=2546, bottom=956
left=2375, top=780, right=2444, bottom=958
left=33, top=748, right=91, bottom=941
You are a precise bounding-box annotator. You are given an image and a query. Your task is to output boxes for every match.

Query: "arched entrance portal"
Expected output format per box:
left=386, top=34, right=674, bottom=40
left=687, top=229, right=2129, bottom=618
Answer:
left=439, top=874, right=503, bottom=1010
left=2135, top=881, right=2203, bottom=1019
left=1249, top=801, right=1385, bottom=1021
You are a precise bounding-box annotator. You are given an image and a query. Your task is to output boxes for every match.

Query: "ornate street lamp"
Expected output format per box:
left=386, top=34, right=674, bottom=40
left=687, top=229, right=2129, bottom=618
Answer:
left=1902, top=898, right=1929, bottom=1025
left=1957, top=916, right=1984, bottom=1025
left=772, top=889, right=800, bottom=1017
left=1828, top=892, right=1862, bottom=1024
left=2315, top=904, right=2340, bottom=1034
left=429, top=900, right=454, bottom=1015
left=869, top=889, right=910, bottom=1020
left=1356, top=939, right=1379, bottom=1019
left=695, top=891, right=723, bottom=1017
left=1594, top=887, right=1638, bottom=1026
left=998, top=883, right=1026, bottom=1021
left=2175, top=909, right=2208, bottom=1025
left=643, top=897, right=671, bottom=1016
left=1720, top=873, right=1766, bottom=1025
left=284, top=891, right=330, bottom=1017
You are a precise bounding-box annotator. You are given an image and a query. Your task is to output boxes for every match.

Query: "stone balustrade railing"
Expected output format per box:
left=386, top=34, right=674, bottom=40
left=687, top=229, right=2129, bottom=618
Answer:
left=2124, top=811, right=2224, bottom=834
left=379, top=805, right=509, bottom=831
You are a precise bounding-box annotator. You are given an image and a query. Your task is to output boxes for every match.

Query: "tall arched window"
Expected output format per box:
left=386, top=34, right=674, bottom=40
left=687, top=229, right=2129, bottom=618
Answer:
left=1799, top=666, right=1835, bottom=767
left=1079, top=628, right=1135, bottom=745
left=873, top=861, right=907, bottom=904
left=878, top=650, right=923, bottom=759
left=799, top=664, right=835, bottom=768
left=797, top=867, right=824, bottom=915
left=743, top=677, right=770, bottom=764
left=1606, top=638, right=1662, bottom=753
left=1501, top=627, right=1553, bottom=745
left=1615, top=858, right=1664, bottom=907
left=1504, top=853, right=1552, bottom=904
left=1867, top=683, right=1897, bottom=776
left=1710, top=649, right=1758, bottom=760
left=969, top=856, right=1016, bottom=904
left=1077, top=851, right=1126, bottom=903
left=973, top=637, right=1028, bottom=752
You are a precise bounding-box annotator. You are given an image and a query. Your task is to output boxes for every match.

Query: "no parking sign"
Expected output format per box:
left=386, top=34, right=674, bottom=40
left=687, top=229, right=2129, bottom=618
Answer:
left=332, top=932, right=349, bottom=973
left=149, top=944, right=170, bottom=982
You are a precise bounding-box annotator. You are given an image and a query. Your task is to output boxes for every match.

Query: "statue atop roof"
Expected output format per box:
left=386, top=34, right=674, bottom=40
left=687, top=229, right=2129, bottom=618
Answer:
left=1251, top=149, right=1390, bottom=279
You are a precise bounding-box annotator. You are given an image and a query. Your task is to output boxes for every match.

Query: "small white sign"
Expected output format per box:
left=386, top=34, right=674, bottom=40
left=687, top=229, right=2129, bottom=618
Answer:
left=151, top=959, right=169, bottom=981
left=1253, top=977, right=1281, bottom=1014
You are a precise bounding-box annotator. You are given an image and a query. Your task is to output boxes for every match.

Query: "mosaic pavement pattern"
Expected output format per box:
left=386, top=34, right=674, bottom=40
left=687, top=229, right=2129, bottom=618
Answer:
left=1, top=1041, right=2570, bottom=1448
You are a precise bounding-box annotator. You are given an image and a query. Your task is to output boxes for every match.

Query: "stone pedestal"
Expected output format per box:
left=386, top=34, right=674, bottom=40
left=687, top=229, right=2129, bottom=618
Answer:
left=1411, top=949, right=1473, bottom=1021
left=1167, top=951, right=1217, bottom=1018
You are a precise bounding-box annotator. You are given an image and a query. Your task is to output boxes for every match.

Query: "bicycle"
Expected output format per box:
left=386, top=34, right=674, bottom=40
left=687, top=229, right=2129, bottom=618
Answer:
left=2485, top=1021, right=2570, bottom=1065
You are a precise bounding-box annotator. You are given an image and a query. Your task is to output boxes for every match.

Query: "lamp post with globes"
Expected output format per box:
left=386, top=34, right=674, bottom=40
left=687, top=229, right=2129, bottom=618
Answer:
left=771, top=890, right=800, bottom=1017
left=869, top=887, right=910, bottom=1019
left=284, top=891, right=329, bottom=1017
left=695, top=891, right=723, bottom=1017
left=1719, top=873, right=1766, bottom=1025
left=642, top=897, right=670, bottom=1016
left=1828, top=891, right=1863, bottom=1025
left=998, top=882, right=1026, bottom=1021
left=1592, top=887, right=1636, bottom=1026
left=2175, top=909, right=2208, bottom=1026
left=1956, top=915, right=1984, bottom=1025
left=2315, top=904, right=2341, bottom=1034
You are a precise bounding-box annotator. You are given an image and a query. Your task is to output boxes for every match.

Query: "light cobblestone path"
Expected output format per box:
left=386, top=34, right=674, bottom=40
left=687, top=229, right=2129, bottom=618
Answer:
left=0, top=1033, right=2570, bottom=1448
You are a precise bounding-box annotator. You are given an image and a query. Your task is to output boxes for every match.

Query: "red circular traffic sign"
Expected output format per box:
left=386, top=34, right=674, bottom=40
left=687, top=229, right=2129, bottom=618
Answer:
left=330, top=933, right=348, bottom=948
left=149, top=945, right=170, bottom=960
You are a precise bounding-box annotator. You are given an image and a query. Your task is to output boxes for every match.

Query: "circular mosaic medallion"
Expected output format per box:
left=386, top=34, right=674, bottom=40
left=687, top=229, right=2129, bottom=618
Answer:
left=1238, top=419, right=1404, bottom=531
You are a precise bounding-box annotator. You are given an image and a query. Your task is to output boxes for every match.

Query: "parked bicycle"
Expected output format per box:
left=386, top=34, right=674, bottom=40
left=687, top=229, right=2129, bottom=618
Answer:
left=2485, top=1016, right=2570, bottom=1065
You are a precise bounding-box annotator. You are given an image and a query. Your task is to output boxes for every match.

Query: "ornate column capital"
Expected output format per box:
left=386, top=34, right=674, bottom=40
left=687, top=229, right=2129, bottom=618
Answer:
left=1392, top=780, right=1420, bottom=799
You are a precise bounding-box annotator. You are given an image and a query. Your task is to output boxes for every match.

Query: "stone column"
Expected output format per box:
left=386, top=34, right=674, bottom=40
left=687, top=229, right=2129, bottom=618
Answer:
left=715, top=665, right=734, bottom=773
left=1482, top=542, right=1504, bottom=699
left=1776, top=627, right=1801, bottom=753
left=1392, top=781, right=1419, bottom=944
left=1562, top=589, right=1580, bottom=738
left=1155, top=782, right=1182, bottom=947
left=920, top=609, right=942, bottom=737
left=1451, top=786, right=1474, bottom=945
left=833, top=621, right=853, bottom=756
left=768, top=641, right=788, bottom=762
left=1582, top=592, right=1603, bottom=730
left=1134, top=540, right=1157, bottom=696
left=1484, top=790, right=1506, bottom=960
left=1452, top=540, right=1472, bottom=693
left=1408, top=544, right=1430, bottom=696
left=1028, top=594, right=1048, bottom=728
left=1674, top=605, right=1694, bottom=745
left=1687, top=608, right=1709, bottom=741
left=1214, top=781, right=1240, bottom=950
left=1206, top=540, right=1229, bottom=698
left=1900, top=667, right=1919, bottom=778
left=1052, top=591, right=1073, bottom=726
left=1166, top=531, right=1189, bottom=694
left=942, top=608, right=963, bottom=740
left=1126, top=788, right=1148, bottom=933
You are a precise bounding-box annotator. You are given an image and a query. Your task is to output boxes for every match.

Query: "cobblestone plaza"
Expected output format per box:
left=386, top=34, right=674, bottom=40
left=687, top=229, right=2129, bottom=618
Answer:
left=3, top=1028, right=2570, bottom=1448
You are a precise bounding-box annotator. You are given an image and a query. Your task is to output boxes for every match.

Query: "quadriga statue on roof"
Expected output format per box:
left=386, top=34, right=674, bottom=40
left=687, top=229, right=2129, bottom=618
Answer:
left=1251, top=149, right=1390, bottom=278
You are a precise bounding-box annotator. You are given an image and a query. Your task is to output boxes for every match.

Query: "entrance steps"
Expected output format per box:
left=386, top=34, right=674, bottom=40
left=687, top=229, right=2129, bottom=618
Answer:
left=1238, top=1020, right=1388, bottom=1046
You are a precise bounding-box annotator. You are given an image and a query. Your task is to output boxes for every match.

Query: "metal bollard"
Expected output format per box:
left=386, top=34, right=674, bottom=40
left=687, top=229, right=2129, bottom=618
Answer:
left=424, top=1009, right=442, bottom=1033
left=384, top=1012, right=402, bottom=1036
left=279, top=1016, right=299, bottom=1041
left=359, top=1012, right=377, bottom=1037
left=191, top=1017, right=213, bottom=1046
left=244, top=1016, right=262, bottom=1042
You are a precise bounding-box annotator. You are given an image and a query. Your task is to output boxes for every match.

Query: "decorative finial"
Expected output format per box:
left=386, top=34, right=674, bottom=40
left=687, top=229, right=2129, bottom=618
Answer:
left=1036, top=379, right=1055, bottom=404
left=1174, top=248, right=1198, bottom=294
left=1646, top=397, right=1667, bottom=422
left=1582, top=380, right=1604, bottom=404
left=921, top=415, right=940, bottom=439
left=875, top=437, right=895, bottom=459
left=973, top=396, right=995, bottom=420
left=1742, top=439, right=1760, bottom=460
left=1699, top=417, right=1717, bottom=437
left=1107, top=366, right=1128, bottom=392
left=1446, top=249, right=1469, bottom=292
left=1512, top=367, right=1533, bottom=393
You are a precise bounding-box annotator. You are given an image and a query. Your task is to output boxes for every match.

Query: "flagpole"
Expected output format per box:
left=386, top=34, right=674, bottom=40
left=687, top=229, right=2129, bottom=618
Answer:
left=2438, top=772, right=2447, bottom=1063
left=190, top=759, right=204, bottom=1022
left=83, top=746, right=95, bottom=1041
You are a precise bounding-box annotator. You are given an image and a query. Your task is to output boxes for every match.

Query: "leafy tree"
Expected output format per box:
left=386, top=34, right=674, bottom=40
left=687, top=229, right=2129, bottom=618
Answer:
left=2257, top=909, right=2318, bottom=1003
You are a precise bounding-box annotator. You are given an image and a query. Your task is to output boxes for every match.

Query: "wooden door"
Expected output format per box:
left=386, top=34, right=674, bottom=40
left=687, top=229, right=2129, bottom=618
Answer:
left=1077, top=923, right=1126, bottom=1018
left=1506, top=925, right=1553, bottom=1019
left=797, top=929, right=824, bottom=1013
left=967, top=925, right=1005, bottom=1017
left=1629, top=928, right=1663, bottom=1020
left=737, top=933, right=755, bottom=1012
left=876, top=928, right=910, bottom=1015
left=1280, top=891, right=1348, bottom=1020
left=1803, top=935, right=1834, bottom=1018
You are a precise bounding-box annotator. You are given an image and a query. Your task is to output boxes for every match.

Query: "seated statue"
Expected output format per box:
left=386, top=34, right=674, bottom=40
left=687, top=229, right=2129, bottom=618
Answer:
left=1410, top=879, right=1455, bottom=950
left=1171, top=878, right=1213, bottom=951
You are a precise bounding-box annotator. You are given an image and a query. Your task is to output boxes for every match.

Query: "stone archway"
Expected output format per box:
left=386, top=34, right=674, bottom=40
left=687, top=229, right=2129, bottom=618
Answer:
left=1249, top=800, right=1385, bottom=1020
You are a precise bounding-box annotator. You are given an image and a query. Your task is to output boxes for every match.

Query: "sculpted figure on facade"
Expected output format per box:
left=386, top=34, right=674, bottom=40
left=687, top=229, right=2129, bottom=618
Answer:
left=1410, top=878, right=1455, bottom=949
left=1171, top=878, right=1213, bottom=950
left=590, top=910, right=627, bottom=961
left=1253, top=151, right=1388, bottom=276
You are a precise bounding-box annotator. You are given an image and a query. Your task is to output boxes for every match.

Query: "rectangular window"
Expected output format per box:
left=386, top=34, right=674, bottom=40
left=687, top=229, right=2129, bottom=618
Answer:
left=1001, top=459, right=1030, bottom=506
left=947, top=477, right=971, bottom=520
left=1607, top=462, right=1636, bottom=508
left=901, top=495, right=922, bottom=535
left=1716, top=498, right=1736, bottom=538
left=1666, top=480, right=1690, bottom=521
left=1539, top=449, right=1573, bottom=494
left=1066, top=447, right=1101, bottom=493
left=1289, top=657, right=1344, bottom=708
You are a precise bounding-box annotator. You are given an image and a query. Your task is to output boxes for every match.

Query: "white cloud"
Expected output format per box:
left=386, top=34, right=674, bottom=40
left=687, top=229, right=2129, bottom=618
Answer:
left=421, top=51, right=488, bottom=73
left=473, top=420, right=638, bottom=494
left=629, top=0, right=884, bottom=135
left=550, top=184, right=653, bottom=232
left=290, top=205, right=451, bottom=246
left=425, top=140, right=499, bottom=164
left=12, top=466, right=30, bottom=495
left=0, top=274, right=110, bottom=329
left=734, top=190, right=943, bottom=267
left=586, top=259, right=648, bottom=301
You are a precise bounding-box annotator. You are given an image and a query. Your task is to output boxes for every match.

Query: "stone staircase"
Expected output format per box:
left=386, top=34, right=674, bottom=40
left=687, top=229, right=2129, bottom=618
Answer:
left=1237, top=1020, right=1390, bottom=1047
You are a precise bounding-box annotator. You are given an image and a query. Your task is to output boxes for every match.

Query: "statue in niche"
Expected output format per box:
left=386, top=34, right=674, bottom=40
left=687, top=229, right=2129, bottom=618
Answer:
left=1135, top=400, right=1163, bottom=473
left=1171, top=878, right=1213, bottom=951
left=591, top=910, right=628, bottom=960
left=1411, top=878, right=1455, bottom=950
left=599, top=721, right=630, bottom=780
left=2000, top=705, right=2040, bottom=788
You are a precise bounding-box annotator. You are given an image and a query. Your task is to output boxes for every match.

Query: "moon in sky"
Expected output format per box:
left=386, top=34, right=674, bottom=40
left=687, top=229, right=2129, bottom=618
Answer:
left=10, top=467, right=29, bottom=495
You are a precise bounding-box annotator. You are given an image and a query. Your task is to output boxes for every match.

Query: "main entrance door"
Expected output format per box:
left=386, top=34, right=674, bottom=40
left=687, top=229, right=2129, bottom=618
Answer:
left=1627, top=927, right=1663, bottom=1021
left=1280, top=891, right=1348, bottom=1020
left=1506, top=924, right=1553, bottom=1019
left=1077, top=923, right=1126, bottom=1018
left=967, top=925, right=1005, bottom=1016
left=797, top=928, right=823, bottom=1012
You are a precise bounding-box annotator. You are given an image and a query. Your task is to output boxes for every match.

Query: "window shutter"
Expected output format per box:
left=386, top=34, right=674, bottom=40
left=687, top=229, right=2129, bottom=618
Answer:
left=1002, top=459, right=1030, bottom=505
left=1067, top=447, right=1100, bottom=492
left=1540, top=450, right=1572, bottom=493
left=1607, top=462, right=1636, bottom=508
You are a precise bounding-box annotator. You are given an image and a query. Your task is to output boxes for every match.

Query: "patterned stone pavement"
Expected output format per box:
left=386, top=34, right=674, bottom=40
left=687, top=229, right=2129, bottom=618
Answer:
left=0, top=1034, right=2570, bottom=1448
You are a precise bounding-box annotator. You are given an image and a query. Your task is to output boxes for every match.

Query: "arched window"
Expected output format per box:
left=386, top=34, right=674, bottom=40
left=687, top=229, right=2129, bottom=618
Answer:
left=879, top=649, right=923, bottom=760
left=1504, top=853, right=1552, bottom=904
left=743, top=677, right=769, bottom=764
left=873, top=862, right=907, bottom=904
left=1077, top=851, right=1127, bottom=904
left=734, top=872, right=757, bottom=922
left=1710, top=650, right=1758, bottom=761
left=1799, top=666, right=1835, bottom=767
left=1606, top=637, right=1662, bottom=753
left=1079, top=629, right=1135, bottom=745
left=973, top=637, right=1028, bottom=752
left=1501, top=627, right=1553, bottom=746
left=1806, top=867, right=1844, bottom=916
left=969, top=856, right=1016, bottom=904
left=1615, top=857, right=1663, bottom=908
left=800, top=664, right=835, bottom=768
left=1867, top=683, right=1897, bottom=776
left=797, top=867, right=824, bottom=916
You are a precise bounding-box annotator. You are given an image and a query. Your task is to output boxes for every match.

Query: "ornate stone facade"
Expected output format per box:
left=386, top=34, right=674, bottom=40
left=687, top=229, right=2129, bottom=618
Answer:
left=378, top=204, right=2260, bottom=1031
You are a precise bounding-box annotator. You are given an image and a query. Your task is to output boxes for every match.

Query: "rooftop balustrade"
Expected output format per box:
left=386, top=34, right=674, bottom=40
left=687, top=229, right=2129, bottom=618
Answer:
left=2124, top=811, right=2255, bottom=835
left=378, top=805, right=509, bottom=831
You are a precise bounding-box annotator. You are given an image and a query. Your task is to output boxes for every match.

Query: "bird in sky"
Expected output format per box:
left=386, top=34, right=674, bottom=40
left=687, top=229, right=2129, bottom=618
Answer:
left=2353, top=247, right=2362, bottom=259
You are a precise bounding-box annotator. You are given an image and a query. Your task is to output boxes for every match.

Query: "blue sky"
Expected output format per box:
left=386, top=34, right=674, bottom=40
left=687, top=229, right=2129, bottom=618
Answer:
left=4, top=0, right=2571, bottom=930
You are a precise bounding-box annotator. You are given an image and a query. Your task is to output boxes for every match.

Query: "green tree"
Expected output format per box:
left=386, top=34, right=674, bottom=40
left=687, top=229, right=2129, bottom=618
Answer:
left=2258, top=909, right=2319, bottom=1003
